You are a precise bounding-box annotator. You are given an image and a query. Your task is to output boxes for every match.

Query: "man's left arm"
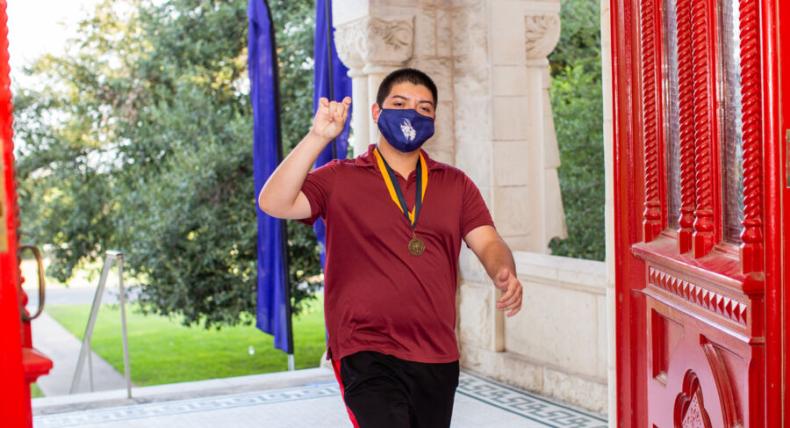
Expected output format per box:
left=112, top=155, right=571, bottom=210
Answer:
left=463, top=225, right=523, bottom=317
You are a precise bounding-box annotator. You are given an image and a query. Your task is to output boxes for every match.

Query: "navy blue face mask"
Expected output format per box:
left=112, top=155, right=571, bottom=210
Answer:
left=376, top=108, right=435, bottom=153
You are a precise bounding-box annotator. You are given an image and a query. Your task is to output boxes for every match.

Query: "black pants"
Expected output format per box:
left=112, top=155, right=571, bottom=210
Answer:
left=334, top=351, right=460, bottom=428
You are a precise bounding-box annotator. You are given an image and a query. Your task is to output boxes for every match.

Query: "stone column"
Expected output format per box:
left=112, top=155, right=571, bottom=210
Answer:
left=523, top=13, right=566, bottom=251
left=334, top=15, right=415, bottom=155
left=455, top=1, right=565, bottom=254
left=454, top=0, right=565, bottom=363
left=600, top=0, right=617, bottom=424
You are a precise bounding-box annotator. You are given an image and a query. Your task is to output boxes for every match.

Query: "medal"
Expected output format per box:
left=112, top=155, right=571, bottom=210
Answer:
left=373, top=147, right=429, bottom=256
left=408, top=235, right=426, bottom=256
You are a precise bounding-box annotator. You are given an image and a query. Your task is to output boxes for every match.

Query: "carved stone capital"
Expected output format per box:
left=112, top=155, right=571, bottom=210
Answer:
left=524, top=14, right=561, bottom=60
left=335, top=16, right=415, bottom=71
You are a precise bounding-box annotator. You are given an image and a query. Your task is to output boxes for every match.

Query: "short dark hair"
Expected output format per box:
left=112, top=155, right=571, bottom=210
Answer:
left=376, top=68, right=438, bottom=107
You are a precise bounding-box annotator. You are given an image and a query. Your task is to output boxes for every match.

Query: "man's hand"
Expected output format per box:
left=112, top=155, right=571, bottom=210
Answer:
left=464, top=225, right=524, bottom=318
left=494, top=268, right=523, bottom=317
left=311, top=96, right=352, bottom=141
left=258, top=96, right=351, bottom=220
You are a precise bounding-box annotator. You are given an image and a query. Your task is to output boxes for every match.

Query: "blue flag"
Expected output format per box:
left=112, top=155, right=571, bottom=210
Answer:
left=249, top=0, right=293, bottom=354
left=313, top=0, right=352, bottom=267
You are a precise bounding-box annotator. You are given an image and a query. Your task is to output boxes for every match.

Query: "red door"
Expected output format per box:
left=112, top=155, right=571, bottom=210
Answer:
left=0, top=1, right=54, bottom=426
left=0, top=1, right=34, bottom=425
left=781, top=0, right=790, bottom=423
left=611, top=0, right=783, bottom=426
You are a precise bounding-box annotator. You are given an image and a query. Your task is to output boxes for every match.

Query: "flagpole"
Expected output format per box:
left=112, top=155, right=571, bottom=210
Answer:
left=324, top=0, right=337, bottom=160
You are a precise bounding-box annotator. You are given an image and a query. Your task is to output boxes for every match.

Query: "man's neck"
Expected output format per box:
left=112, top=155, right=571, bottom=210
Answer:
left=377, top=138, right=420, bottom=178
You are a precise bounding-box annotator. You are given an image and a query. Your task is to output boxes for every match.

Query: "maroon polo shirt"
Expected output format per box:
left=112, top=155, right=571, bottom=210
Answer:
left=299, top=144, right=494, bottom=363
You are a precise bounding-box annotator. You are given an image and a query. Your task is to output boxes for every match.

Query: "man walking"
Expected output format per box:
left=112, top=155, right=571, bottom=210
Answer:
left=259, top=68, right=523, bottom=428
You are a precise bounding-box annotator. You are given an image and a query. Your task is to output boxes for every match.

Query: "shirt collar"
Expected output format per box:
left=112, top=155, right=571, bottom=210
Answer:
left=354, top=144, right=443, bottom=171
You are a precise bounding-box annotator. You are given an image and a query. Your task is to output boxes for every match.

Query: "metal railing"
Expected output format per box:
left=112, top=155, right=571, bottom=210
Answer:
left=70, top=251, right=132, bottom=398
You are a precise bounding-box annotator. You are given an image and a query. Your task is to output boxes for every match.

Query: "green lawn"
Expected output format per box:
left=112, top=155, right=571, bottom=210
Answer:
left=31, top=383, right=44, bottom=398
left=47, top=296, right=326, bottom=386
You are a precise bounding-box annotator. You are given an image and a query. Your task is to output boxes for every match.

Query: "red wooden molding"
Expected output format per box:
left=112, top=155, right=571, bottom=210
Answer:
left=677, top=0, right=696, bottom=253
left=738, top=0, right=764, bottom=274
left=674, top=370, right=713, bottom=428
left=648, top=266, right=748, bottom=326
left=0, top=0, right=34, bottom=426
left=701, top=337, right=741, bottom=428
left=690, top=0, right=716, bottom=257
left=641, top=0, right=663, bottom=241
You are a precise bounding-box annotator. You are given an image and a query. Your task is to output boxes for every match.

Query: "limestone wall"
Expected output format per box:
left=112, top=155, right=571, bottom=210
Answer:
left=457, top=249, right=608, bottom=413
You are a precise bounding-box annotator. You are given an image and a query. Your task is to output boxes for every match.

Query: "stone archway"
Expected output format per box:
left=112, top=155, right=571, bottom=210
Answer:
left=331, top=0, right=616, bottom=417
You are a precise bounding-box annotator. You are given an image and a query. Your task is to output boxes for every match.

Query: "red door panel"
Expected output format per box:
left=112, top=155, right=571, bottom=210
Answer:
left=780, top=0, right=790, bottom=423
left=0, top=0, right=32, bottom=425
left=611, top=0, right=782, bottom=426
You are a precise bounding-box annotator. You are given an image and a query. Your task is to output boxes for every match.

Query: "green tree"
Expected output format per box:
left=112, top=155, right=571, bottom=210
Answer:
left=548, top=0, right=605, bottom=261
left=14, top=0, right=322, bottom=327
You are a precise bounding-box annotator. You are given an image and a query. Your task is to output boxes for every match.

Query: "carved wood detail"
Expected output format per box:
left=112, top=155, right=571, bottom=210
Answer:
left=648, top=267, right=748, bottom=325
left=641, top=0, right=662, bottom=241
left=701, top=338, right=741, bottom=427
left=676, top=0, right=696, bottom=253
left=674, top=370, right=713, bottom=428
left=738, top=0, right=764, bottom=274
left=0, top=0, right=23, bottom=317
left=690, top=0, right=715, bottom=257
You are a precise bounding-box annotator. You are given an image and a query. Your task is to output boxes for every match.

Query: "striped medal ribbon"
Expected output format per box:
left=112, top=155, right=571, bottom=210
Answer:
left=372, top=146, right=428, bottom=256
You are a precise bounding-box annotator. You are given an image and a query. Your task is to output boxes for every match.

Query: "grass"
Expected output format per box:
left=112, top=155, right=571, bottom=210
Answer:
left=31, top=383, right=44, bottom=398
left=46, top=295, right=326, bottom=386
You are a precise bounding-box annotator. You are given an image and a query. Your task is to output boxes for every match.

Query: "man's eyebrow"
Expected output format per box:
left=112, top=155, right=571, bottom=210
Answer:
left=390, top=94, right=435, bottom=107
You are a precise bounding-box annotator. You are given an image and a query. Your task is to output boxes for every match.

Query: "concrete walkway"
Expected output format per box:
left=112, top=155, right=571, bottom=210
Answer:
left=32, top=312, right=129, bottom=396
left=21, top=256, right=134, bottom=396
left=32, top=368, right=607, bottom=428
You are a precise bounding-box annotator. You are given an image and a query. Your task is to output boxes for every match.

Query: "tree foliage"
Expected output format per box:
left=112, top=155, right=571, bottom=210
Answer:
left=548, top=0, right=605, bottom=261
left=14, top=0, right=321, bottom=327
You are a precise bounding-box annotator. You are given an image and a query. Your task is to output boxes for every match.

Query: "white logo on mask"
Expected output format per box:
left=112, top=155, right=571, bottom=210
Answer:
left=400, top=119, right=417, bottom=142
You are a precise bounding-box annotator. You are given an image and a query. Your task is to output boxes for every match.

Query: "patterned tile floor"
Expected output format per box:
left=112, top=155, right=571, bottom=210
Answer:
left=34, top=372, right=607, bottom=428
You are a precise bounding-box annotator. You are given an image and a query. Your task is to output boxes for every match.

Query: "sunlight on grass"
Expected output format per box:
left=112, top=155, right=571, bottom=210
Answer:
left=30, top=383, right=44, bottom=398
left=47, top=295, right=326, bottom=386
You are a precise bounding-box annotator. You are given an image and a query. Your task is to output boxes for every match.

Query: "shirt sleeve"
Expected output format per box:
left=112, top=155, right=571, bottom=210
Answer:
left=298, top=160, right=339, bottom=226
left=460, top=174, right=495, bottom=238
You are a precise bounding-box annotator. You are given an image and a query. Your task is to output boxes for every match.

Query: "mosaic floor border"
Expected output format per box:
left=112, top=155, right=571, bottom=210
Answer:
left=35, top=372, right=608, bottom=428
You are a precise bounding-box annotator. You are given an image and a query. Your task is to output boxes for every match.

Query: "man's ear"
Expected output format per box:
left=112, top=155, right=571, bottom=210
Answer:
left=371, top=103, right=381, bottom=123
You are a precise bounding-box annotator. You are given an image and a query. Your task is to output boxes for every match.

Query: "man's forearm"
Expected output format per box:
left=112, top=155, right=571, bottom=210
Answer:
left=478, top=237, right=516, bottom=280
left=258, top=131, right=329, bottom=214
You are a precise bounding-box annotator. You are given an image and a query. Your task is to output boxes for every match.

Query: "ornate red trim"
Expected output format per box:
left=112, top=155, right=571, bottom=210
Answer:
left=701, top=338, right=741, bottom=427
left=676, top=0, right=696, bottom=253
left=641, top=0, right=662, bottom=241
left=738, top=0, right=764, bottom=274
left=690, top=0, right=716, bottom=257
left=0, top=0, right=28, bottom=349
left=0, top=0, right=13, bottom=250
left=648, top=267, right=748, bottom=326
left=674, top=370, right=713, bottom=428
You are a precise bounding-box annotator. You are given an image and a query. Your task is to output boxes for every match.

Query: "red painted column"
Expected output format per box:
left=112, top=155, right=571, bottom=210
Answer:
left=690, top=0, right=719, bottom=258
left=611, top=0, right=649, bottom=425
left=676, top=0, right=696, bottom=254
left=0, top=0, right=33, bottom=426
left=772, top=0, right=788, bottom=425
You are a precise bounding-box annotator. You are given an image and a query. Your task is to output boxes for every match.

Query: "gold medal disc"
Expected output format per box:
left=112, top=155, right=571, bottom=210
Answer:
left=408, top=236, right=426, bottom=256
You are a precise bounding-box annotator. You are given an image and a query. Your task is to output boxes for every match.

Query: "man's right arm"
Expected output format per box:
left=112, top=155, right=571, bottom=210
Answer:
left=257, top=96, right=351, bottom=220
